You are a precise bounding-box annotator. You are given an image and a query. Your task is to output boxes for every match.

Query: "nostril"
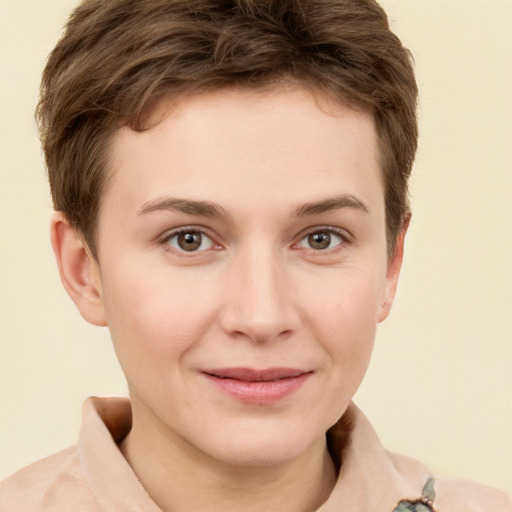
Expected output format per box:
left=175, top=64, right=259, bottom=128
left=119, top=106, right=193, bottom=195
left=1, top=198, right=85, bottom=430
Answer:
left=217, top=266, right=301, bottom=342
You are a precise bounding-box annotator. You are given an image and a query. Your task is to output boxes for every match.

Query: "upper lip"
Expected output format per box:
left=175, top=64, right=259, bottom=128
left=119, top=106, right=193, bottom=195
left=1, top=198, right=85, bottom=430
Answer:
left=202, top=368, right=310, bottom=382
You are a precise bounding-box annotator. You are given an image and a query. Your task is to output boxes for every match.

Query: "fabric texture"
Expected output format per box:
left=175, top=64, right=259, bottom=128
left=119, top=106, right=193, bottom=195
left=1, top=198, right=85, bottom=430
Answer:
left=1, top=397, right=510, bottom=512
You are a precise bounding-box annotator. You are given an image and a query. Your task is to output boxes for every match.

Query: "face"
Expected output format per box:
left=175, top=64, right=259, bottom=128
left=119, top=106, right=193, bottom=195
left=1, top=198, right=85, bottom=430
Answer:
left=82, top=87, right=404, bottom=467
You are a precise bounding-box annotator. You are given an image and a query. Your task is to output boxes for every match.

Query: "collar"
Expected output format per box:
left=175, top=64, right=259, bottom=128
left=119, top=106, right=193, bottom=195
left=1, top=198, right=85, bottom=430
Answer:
left=78, top=396, right=432, bottom=512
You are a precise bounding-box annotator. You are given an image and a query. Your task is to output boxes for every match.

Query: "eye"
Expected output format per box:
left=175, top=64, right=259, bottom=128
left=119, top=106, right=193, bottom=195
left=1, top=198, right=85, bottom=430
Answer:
left=297, top=229, right=345, bottom=251
left=164, top=229, right=216, bottom=252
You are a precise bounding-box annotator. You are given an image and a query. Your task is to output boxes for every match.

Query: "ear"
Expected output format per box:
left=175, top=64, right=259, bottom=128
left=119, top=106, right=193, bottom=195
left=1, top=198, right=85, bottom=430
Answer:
left=50, top=212, right=107, bottom=326
left=377, top=215, right=410, bottom=323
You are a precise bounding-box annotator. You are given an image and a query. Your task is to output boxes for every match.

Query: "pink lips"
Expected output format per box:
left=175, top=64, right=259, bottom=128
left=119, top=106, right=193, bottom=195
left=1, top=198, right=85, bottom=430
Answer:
left=202, top=367, right=312, bottom=404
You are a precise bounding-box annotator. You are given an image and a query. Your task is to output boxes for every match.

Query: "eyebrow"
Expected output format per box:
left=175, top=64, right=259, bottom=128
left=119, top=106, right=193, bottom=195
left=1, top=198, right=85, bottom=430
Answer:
left=138, top=197, right=230, bottom=219
left=137, top=194, right=368, bottom=219
left=295, top=194, right=369, bottom=217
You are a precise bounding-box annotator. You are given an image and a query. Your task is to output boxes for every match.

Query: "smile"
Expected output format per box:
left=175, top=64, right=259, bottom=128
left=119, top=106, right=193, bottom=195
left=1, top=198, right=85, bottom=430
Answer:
left=202, top=367, right=312, bottom=404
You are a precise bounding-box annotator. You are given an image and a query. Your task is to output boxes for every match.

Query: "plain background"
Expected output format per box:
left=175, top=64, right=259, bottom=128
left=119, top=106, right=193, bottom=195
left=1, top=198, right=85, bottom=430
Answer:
left=0, top=0, right=511, bottom=492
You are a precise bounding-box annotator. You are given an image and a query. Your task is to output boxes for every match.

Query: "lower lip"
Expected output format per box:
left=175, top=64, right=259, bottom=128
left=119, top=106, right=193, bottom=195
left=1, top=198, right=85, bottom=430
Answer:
left=203, top=373, right=311, bottom=404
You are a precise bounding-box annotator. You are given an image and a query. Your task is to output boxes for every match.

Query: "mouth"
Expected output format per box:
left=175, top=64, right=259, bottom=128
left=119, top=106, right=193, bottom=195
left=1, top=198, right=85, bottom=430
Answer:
left=201, top=367, right=312, bottom=404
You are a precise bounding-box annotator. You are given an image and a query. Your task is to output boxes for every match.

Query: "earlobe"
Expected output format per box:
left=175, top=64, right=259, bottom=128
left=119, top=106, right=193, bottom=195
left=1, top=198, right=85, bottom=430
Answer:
left=377, top=216, right=410, bottom=323
left=50, top=212, right=107, bottom=326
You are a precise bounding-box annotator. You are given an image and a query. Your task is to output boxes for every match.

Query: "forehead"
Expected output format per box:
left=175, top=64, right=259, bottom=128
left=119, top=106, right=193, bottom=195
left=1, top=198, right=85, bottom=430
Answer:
left=103, top=86, right=382, bottom=218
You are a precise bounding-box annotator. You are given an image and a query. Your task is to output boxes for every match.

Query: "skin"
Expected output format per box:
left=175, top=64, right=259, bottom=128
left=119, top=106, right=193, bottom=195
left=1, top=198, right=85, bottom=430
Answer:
left=51, top=86, right=407, bottom=512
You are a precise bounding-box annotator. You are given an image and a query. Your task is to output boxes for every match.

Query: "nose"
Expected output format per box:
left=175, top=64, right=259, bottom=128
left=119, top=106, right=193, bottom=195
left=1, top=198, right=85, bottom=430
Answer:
left=218, top=245, right=301, bottom=344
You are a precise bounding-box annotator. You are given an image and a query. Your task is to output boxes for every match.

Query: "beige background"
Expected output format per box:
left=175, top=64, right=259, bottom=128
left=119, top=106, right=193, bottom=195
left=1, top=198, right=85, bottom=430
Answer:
left=1, top=0, right=511, bottom=492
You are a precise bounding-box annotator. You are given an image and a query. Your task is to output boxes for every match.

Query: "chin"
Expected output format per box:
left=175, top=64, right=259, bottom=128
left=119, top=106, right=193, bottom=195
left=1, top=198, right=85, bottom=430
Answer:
left=199, top=422, right=325, bottom=468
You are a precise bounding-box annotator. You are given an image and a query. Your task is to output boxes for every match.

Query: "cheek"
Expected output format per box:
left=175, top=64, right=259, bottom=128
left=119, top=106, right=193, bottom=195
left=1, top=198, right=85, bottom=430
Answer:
left=301, top=265, right=385, bottom=333
left=101, top=268, right=220, bottom=378
left=298, top=267, right=382, bottom=379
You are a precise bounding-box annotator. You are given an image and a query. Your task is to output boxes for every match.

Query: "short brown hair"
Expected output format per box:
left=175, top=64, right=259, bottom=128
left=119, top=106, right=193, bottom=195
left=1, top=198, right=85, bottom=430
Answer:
left=37, top=0, right=418, bottom=259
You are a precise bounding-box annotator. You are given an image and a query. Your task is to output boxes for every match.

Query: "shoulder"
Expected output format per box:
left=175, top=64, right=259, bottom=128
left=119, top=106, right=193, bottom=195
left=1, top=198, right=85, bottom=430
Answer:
left=0, top=446, right=98, bottom=512
left=385, top=451, right=511, bottom=512
left=434, top=476, right=512, bottom=512
left=389, top=452, right=511, bottom=511
left=343, top=406, right=511, bottom=512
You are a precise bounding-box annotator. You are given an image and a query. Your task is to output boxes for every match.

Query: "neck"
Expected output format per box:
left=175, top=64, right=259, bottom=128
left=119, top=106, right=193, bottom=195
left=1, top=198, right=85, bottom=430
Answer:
left=120, top=410, right=337, bottom=512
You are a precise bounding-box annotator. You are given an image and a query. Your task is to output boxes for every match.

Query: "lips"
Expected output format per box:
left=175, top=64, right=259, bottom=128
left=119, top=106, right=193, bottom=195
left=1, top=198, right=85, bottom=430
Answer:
left=204, top=367, right=307, bottom=381
left=202, top=367, right=312, bottom=404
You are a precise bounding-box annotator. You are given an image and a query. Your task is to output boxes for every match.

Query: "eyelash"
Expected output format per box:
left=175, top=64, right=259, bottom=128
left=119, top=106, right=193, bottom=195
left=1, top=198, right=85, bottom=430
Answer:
left=160, top=226, right=349, bottom=255
left=161, top=227, right=220, bottom=254
left=294, top=227, right=348, bottom=252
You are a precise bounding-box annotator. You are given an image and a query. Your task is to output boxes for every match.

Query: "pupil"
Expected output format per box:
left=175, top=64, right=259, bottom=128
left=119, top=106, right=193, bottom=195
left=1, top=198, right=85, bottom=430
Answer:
left=178, top=232, right=201, bottom=251
left=309, top=232, right=331, bottom=250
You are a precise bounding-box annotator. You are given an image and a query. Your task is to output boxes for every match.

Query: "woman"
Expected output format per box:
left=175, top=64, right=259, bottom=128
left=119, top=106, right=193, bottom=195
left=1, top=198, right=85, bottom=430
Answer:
left=1, top=1, right=510, bottom=510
